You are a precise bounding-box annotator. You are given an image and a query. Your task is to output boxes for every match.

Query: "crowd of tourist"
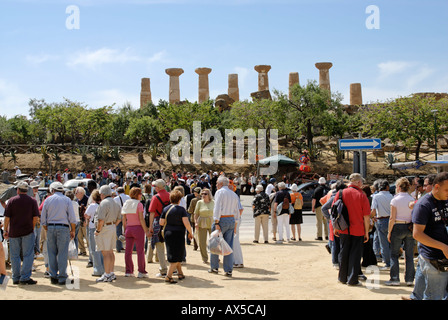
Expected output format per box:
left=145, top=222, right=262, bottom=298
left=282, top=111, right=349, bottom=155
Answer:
left=1, top=165, right=448, bottom=300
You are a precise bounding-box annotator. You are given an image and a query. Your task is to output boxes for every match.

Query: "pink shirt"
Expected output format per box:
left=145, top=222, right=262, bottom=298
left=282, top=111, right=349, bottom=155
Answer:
left=390, top=192, right=414, bottom=223
left=126, top=202, right=144, bottom=227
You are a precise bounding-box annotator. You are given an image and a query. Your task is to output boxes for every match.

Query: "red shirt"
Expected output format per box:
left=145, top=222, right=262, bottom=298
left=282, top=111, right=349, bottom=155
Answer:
left=148, top=189, right=170, bottom=218
left=333, top=185, right=370, bottom=236
left=4, top=194, right=39, bottom=238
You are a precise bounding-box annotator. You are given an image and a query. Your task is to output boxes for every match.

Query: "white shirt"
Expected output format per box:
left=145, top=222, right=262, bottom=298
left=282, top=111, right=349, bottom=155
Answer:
left=213, top=186, right=240, bottom=221
left=85, top=202, right=99, bottom=229
left=265, top=184, right=275, bottom=195
left=114, top=193, right=130, bottom=208
left=72, top=200, right=80, bottom=223
left=390, top=192, right=414, bottom=223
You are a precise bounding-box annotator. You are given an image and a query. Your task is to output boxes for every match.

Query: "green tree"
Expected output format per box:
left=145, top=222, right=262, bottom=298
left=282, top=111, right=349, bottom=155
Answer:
left=358, top=94, right=448, bottom=160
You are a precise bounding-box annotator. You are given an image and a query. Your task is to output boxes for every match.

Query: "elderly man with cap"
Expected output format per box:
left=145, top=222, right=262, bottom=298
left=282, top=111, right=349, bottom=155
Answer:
left=3, top=181, right=40, bottom=285
left=94, top=185, right=122, bottom=282
left=41, top=181, right=77, bottom=285
left=312, top=177, right=330, bottom=241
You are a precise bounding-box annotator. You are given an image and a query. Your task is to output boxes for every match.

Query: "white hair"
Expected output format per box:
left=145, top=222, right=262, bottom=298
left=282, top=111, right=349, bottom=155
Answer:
left=255, top=185, right=264, bottom=192
left=75, top=186, right=85, bottom=195
left=99, top=185, right=112, bottom=196
left=217, top=176, right=229, bottom=186
left=278, top=182, right=286, bottom=190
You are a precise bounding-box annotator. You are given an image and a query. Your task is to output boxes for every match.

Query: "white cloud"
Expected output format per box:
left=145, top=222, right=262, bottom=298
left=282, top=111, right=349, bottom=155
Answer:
left=26, top=53, right=60, bottom=65
left=67, top=47, right=141, bottom=69
left=66, top=47, right=167, bottom=70
left=405, top=66, right=435, bottom=89
left=377, top=61, right=415, bottom=79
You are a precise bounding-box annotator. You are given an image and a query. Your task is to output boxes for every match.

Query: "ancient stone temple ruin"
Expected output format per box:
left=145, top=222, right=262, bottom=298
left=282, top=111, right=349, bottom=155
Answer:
left=139, top=62, right=365, bottom=113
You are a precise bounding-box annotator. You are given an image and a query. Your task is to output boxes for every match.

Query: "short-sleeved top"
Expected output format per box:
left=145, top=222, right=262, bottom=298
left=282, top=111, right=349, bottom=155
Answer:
left=96, top=196, right=121, bottom=224
left=312, top=185, right=328, bottom=209
left=161, top=204, right=188, bottom=232
left=4, top=194, right=39, bottom=238
left=252, top=191, right=271, bottom=217
left=390, top=192, right=414, bottom=222
left=412, top=193, right=448, bottom=260
left=125, top=202, right=144, bottom=227
left=85, top=202, right=99, bottom=229
left=290, top=192, right=303, bottom=209
left=148, top=189, right=170, bottom=218
left=371, top=191, right=394, bottom=217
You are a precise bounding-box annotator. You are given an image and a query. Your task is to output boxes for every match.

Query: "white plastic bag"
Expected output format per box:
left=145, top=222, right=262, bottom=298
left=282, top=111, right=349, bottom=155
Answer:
left=68, top=239, right=78, bottom=260
left=208, top=230, right=233, bottom=256
left=2, top=241, right=8, bottom=261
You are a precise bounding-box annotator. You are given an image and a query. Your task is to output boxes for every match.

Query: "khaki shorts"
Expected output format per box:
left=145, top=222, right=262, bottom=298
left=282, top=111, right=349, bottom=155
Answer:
left=95, top=224, right=116, bottom=251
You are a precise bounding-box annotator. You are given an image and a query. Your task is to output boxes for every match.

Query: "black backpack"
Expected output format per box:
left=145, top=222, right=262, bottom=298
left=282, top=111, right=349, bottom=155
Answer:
left=145, top=194, right=169, bottom=227
left=330, top=190, right=350, bottom=232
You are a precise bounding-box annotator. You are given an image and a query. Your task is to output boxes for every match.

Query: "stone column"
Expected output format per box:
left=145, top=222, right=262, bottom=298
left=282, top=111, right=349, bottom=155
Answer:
left=315, top=62, right=333, bottom=92
left=165, top=68, right=184, bottom=104
left=228, top=74, right=239, bottom=102
left=288, top=72, right=299, bottom=99
left=195, top=67, right=212, bottom=103
left=350, top=83, right=363, bottom=105
left=254, top=65, right=271, bottom=91
left=140, top=78, right=152, bottom=108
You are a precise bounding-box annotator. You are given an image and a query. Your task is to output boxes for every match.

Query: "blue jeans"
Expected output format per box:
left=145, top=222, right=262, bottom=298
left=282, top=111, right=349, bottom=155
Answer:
left=376, top=219, right=391, bottom=266
left=410, top=255, right=448, bottom=300
left=210, top=217, right=235, bottom=273
left=46, top=225, right=70, bottom=283
left=390, top=224, right=415, bottom=282
left=116, top=222, right=124, bottom=252
left=88, top=227, right=104, bottom=275
left=9, top=232, right=35, bottom=282
left=34, top=224, right=42, bottom=254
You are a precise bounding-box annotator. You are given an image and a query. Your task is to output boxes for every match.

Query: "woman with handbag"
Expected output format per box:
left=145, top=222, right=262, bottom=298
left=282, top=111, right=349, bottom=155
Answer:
left=159, top=189, right=194, bottom=284
left=386, top=177, right=415, bottom=286
left=122, top=187, right=149, bottom=278
left=289, top=184, right=303, bottom=241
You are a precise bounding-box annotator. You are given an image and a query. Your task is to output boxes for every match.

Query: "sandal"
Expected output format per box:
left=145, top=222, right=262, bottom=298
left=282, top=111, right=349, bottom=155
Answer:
left=165, top=276, right=177, bottom=284
left=178, top=274, right=185, bottom=280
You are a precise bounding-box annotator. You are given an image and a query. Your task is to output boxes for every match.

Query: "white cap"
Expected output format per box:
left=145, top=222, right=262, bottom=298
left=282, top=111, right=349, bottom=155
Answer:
left=50, top=182, right=64, bottom=192
left=291, top=183, right=298, bottom=191
left=16, top=181, right=29, bottom=191
left=318, top=177, right=326, bottom=184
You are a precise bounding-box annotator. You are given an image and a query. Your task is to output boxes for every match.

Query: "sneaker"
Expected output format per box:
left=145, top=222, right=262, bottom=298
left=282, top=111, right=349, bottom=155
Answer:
left=333, top=264, right=339, bottom=270
left=385, top=280, right=400, bottom=286
left=110, top=273, right=116, bottom=281
left=137, top=272, right=148, bottom=278
left=406, top=281, right=414, bottom=287
left=44, top=271, right=51, bottom=278
left=233, top=264, right=244, bottom=268
left=0, top=274, right=10, bottom=290
left=19, top=278, right=37, bottom=285
left=125, top=273, right=134, bottom=277
left=224, top=271, right=232, bottom=277
left=96, top=274, right=109, bottom=282
left=156, top=272, right=167, bottom=278
left=325, top=244, right=331, bottom=254
left=358, top=274, right=367, bottom=281
left=86, top=262, right=93, bottom=268
left=208, top=268, right=218, bottom=274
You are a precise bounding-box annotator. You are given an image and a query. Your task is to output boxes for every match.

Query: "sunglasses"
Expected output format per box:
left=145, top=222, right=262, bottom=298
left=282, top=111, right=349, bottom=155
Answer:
left=201, top=193, right=208, bottom=196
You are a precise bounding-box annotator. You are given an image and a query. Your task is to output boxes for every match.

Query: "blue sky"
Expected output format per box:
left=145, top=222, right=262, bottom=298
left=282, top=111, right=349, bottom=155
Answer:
left=0, top=0, right=447, bottom=118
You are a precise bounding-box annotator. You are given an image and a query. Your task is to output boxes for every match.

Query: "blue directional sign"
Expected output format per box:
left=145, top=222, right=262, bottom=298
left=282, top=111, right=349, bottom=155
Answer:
left=339, top=138, right=381, bottom=150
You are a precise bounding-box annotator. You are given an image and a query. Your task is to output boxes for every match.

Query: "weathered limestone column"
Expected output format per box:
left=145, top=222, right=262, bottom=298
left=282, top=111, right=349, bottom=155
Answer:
left=195, top=67, right=212, bottom=103
left=350, top=83, right=363, bottom=105
left=228, top=74, right=239, bottom=102
left=288, top=72, right=299, bottom=99
left=140, top=78, right=152, bottom=108
left=254, top=65, right=271, bottom=91
left=165, top=68, right=184, bottom=104
left=315, top=62, right=333, bottom=92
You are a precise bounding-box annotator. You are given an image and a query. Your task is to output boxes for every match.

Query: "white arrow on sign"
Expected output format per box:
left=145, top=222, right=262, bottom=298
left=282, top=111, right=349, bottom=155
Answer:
left=339, top=139, right=381, bottom=150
